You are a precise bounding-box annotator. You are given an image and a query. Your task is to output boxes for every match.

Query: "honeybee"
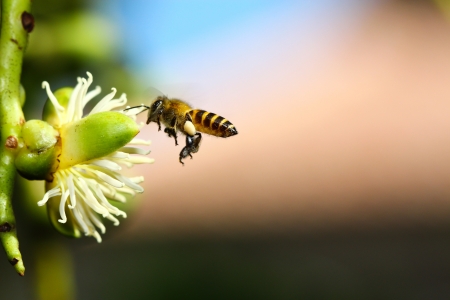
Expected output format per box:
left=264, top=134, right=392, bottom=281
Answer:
left=125, top=96, right=238, bottom=164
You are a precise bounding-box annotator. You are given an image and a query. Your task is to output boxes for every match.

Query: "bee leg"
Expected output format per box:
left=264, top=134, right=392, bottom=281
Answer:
left=149, top=111, right=163, bottom=130
left=164, top=116, right=178, bottom=145
left=190, top=133, right=202, bottom=154
left=164, top=127, right=178, bottom=145
left=179, top=133, right=202, bottom=164
left=179, top=135, right=195, bottom=164
left=156, top=118, right=162, bottom=131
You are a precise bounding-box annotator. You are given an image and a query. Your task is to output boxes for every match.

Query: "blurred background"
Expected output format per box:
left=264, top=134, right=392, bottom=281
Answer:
left=2, top=0, right=450, bottom=299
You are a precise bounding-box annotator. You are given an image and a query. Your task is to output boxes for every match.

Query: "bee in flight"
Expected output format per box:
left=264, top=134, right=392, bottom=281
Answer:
left=124, top=96, right=238, bottom=164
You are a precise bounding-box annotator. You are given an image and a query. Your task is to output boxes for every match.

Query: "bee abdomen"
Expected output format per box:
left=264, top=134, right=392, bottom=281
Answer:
left=189, top=109, right=238, bottom=138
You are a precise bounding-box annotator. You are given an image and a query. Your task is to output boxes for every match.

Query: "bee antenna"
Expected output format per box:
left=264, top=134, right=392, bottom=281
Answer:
left=123, top=104, right=150, bottom=115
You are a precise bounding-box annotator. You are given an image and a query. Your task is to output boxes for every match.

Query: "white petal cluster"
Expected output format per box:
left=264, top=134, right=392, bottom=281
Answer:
left=38, top=72, right=153, bottom=242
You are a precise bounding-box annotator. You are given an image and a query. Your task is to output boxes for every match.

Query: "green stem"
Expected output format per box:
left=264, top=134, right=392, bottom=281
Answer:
left=0, top=0, right=32, bottom=276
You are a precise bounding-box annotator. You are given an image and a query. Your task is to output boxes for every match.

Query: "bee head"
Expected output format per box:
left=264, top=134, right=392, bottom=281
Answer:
left=146, top=96, right=165, bottom=124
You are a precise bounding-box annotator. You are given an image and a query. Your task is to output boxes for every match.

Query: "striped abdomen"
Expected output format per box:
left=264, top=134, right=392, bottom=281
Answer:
left=188, top=109, right=238, bottom=138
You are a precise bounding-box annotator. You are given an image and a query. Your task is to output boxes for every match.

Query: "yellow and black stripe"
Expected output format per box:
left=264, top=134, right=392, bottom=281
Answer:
left=188, top=109, right=238, bottom=137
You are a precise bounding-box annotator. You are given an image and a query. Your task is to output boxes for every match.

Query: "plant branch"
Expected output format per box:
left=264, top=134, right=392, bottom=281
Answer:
left=0, top=0, right=33, bottom=276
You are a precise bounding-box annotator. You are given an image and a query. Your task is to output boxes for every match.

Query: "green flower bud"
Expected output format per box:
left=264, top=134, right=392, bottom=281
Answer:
left=58, top=111, right=139, bottom=170
left=15, top=120, right=60, bottom=181
left=22, top=120, right=58, bottom=151
left=15, top=147, right=59, bottom=181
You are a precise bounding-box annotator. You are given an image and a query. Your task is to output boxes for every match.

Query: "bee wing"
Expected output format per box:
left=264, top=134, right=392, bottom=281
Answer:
left=145, top=86, right=166, bottom=101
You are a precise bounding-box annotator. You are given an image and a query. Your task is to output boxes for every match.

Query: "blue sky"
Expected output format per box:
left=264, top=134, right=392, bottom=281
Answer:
left=99, top=1, right=371, bottom=77
left=93, top=0, right=375, bottom=112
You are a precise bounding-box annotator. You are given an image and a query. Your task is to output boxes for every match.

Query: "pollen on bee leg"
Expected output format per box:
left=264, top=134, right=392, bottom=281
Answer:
left=184, top=121, right=196, bottom=136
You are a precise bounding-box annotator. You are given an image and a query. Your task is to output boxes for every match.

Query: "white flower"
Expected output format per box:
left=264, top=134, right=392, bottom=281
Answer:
left=37, top=72, right=153, bottom=242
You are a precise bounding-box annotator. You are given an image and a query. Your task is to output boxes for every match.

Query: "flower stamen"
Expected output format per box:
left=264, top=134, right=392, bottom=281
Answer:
left=38, top=72, right=153, bottom=242
left=58, top=190, right=70, bottom=223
